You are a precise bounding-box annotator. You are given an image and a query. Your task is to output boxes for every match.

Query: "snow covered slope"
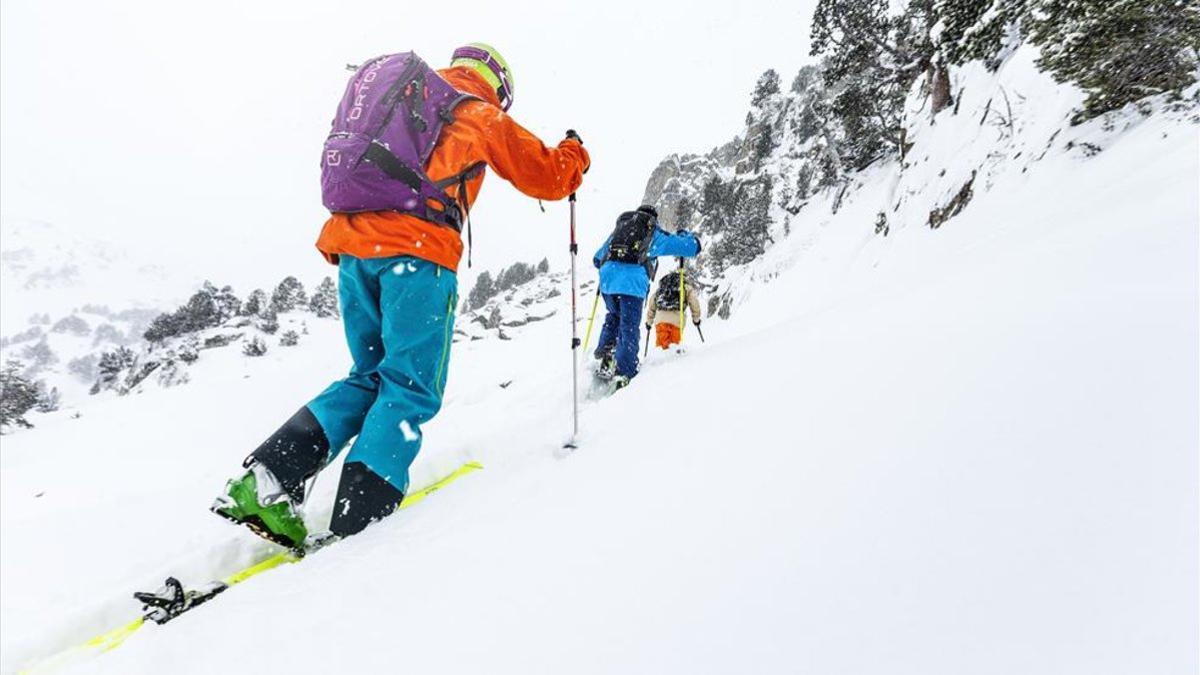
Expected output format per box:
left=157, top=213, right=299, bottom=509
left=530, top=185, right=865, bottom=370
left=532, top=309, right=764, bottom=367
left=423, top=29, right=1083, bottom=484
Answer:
left=1, top=49, right=1196, bottom=674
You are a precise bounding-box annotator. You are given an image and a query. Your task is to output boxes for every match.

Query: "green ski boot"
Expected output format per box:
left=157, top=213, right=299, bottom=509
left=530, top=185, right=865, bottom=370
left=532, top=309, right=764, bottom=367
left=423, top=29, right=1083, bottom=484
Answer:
left=211, top=462, right=308, bottom=550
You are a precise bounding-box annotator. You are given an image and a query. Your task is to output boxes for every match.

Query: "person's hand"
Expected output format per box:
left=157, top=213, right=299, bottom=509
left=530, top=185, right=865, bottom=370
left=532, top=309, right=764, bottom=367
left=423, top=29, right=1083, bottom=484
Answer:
left=565, top=130, right=589, bottom=174
left=693, top=320, right=701, bottom=327
left=645, top=323, right=653, bottom=331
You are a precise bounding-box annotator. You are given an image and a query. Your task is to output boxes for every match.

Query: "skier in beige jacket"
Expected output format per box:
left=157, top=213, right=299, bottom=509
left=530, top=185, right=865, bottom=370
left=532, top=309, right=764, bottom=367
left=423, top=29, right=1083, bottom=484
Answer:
left=645, top=268, right=703, bottom=350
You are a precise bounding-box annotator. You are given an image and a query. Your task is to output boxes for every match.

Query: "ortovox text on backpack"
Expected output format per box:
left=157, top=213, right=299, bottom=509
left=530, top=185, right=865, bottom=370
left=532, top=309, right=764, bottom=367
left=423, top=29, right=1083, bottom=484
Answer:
left=321, top=52, right=483, bottom=231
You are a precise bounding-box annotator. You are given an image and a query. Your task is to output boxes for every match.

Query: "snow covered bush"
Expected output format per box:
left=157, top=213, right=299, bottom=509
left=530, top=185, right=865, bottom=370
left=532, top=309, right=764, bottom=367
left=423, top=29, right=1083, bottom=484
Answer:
left=279, top=330, right=300, bottom=347
left=91, top=347, right=136, bottom=394
left=34, top=384, right=60, bottom=413
left=257, top=309, right=279, bottom=335
left=243, top=337, right=268, bottom=357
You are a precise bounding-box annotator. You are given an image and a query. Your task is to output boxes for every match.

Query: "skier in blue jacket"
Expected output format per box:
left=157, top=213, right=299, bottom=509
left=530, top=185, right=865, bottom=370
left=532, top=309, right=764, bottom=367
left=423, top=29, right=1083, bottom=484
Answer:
left=592, top=205, right=701, bottom=387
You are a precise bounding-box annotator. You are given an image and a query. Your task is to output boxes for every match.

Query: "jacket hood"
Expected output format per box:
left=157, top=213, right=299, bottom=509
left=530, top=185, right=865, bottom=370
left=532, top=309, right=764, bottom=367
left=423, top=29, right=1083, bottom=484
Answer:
left=439, top=66, right=503, bottom=109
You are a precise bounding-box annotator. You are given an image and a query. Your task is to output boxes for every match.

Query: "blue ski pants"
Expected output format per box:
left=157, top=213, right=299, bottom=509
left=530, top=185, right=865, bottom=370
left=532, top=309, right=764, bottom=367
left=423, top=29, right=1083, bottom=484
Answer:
left=305, top=255, right=457, bottom=494
left=594, top=293, right=645, bottom=378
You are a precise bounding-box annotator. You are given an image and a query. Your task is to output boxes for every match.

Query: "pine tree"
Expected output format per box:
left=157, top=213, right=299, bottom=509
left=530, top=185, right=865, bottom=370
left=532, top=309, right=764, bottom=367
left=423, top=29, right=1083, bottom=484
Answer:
left=1031, top=0, right=1200, bottom=122
left=144, top=282, right=232, bottom=342
left=536, top=258, right=550, bottom=274
left=1, top=361, right=39, bottom=429
left=279, top=330, right=300, bottom=347
left=214, top=285, right=241, bottom=324
left=751, top=69, right=782, bottom=107
left=308, top=277, right=340, bottom=318
left=465, top=271, right=496, bottom=312
left=242, top=289, right=268, bottom=317
left=270, top=276, right=307, bottom=313
left=937, top=0, right=1031, bottom=70
left=496, top=262, right=537, bottom=292
left=811, top=0, right=910, bottom=168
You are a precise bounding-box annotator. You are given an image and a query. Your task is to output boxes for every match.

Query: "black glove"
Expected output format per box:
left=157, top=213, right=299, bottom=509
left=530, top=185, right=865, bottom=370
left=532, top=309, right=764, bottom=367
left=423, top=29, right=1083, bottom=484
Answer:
left=565, top=129, right=583, bottom=145
left=693, top=320, right=701, bottom=327
left=645, top=323, right=653, bottom=331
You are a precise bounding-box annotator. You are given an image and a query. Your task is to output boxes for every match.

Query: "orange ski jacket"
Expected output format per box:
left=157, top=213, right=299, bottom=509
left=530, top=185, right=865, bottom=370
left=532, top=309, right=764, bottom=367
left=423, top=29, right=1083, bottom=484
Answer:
left=315, top=66, right=590, bottom=272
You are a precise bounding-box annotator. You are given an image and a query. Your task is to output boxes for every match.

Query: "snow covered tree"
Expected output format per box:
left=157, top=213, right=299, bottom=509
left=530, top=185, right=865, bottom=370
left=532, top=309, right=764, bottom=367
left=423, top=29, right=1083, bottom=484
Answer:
left=811, top=0, right=910, bottom=167
left=751, top=69, right=782, bottom=107
left=213, top=285, right=241, bottom=324
left=270, top=276, right=307, bottom=313
left=242, top=288, right=268, bottom=317
left=937, top=0, right=1031, bottom=70
left=536, top=258, right=550, bottom=274
left=811, top=0, right=955, bottom=163
left=1, top=361, right=39, bottom=430
left=1030, top=0, right=1200, bottom=122
left=308, top=277, right=339, bottom=318
left=279, top=330, right=300, bottom=347
left=896, top=0, right=954, bottom=115
left=465, top=270, right=496, bottom=312
left=144, top=282, right=233, bottom=342
left=496, top=262, right=537, bottom=292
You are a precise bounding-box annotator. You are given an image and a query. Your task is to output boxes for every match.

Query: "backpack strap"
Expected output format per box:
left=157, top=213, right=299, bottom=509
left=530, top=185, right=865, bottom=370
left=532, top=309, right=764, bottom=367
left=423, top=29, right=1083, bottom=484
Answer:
left=441, top=162, right=487, bottom=267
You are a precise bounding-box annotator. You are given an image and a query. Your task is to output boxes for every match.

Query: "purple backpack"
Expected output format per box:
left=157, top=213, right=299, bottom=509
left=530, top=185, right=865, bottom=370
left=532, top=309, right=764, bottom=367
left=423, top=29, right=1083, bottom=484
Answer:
left=320, top=52, right=481, bottom=230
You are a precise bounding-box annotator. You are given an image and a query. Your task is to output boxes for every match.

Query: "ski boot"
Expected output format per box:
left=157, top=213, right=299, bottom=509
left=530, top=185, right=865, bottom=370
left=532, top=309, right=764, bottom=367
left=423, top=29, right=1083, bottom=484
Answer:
left=211, top=461, right=308, bottom=549
left=612, top=375, right=631, bottom=391
left=595, top=350, right=616, bottom=381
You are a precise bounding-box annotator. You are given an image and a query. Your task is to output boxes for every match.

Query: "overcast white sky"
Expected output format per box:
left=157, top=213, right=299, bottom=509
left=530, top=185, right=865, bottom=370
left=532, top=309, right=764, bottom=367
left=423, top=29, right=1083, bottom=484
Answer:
left=1, top=0, right=818, bottom=293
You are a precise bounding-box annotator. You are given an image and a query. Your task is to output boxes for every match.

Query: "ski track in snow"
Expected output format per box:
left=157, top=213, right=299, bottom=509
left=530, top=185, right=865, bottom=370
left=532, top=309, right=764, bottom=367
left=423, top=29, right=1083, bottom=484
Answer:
left=2, top=51, right=1198, bottom=674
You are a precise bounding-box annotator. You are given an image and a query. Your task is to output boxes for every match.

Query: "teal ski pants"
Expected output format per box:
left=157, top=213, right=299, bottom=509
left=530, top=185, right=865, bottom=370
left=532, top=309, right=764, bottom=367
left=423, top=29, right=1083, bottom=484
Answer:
left=305, top=254, right=457, bottom=494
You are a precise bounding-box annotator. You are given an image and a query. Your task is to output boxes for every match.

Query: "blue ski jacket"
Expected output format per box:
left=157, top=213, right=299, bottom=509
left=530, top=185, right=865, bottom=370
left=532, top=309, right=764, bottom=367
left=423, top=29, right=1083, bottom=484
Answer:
left=593, top=228, right=701, bottom=298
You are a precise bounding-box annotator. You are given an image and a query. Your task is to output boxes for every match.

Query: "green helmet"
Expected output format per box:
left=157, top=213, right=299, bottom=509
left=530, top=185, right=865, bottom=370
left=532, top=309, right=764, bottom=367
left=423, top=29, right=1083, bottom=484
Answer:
left=450, top=43, right=515, bottom=111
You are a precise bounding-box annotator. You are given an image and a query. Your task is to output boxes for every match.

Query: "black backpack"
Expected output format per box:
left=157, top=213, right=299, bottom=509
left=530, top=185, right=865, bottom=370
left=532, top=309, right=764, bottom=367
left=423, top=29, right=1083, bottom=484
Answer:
left=656, top=271, right=683, bottom=311
left=604, top=210, right=656, bottom=266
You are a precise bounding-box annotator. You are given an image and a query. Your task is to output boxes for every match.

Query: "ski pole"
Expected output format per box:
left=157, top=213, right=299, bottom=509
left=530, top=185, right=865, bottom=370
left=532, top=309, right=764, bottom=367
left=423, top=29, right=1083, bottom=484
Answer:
left=643, top=324, right=651, bottom=358
left=694, top=322, right=706, bottom=343
left=566, top=193, right=580, bottom=449
left=581, top=290, right=601, bottom=353
left=677, top=258, right=686, bottom=342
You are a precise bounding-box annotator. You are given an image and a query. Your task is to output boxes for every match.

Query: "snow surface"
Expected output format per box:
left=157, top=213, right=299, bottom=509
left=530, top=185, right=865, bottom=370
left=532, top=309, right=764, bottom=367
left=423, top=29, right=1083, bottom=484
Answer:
left=1, top=49, right=1197, bottom=674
